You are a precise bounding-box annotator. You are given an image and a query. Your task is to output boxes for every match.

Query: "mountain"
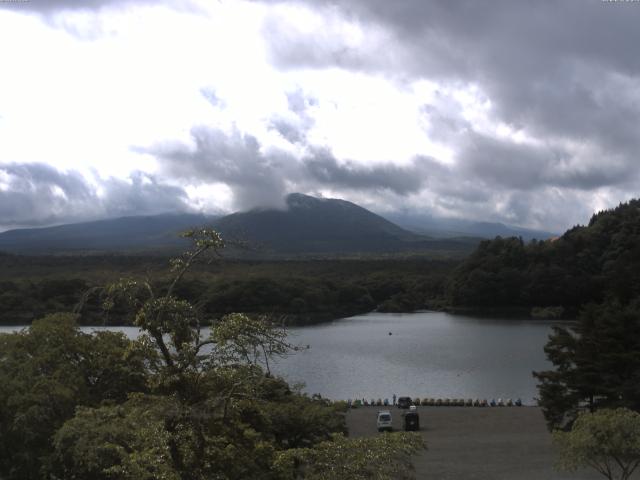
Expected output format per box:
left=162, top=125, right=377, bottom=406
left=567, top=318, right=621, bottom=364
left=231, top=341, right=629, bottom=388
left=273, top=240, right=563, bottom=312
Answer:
left=383, top=212, right=557, bottom=241
left=212, top=193, right=476, bottom=256
left=0, top=213, right=215, bottom=254
left=0, top=194, right=477, bottom=256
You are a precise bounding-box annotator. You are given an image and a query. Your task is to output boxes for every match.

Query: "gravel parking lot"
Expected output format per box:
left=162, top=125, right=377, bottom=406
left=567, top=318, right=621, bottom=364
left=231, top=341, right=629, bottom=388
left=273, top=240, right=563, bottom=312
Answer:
left=346, top=406, right=611, bottom=480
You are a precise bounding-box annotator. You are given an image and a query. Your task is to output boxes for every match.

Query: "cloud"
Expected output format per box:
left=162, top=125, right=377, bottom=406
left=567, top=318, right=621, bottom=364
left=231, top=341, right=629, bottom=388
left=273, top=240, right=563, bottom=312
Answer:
left=144, top=127, right=294, bottom=212
left=139, top=108, right=638, bottom=231
left=0, top=0, right=120, bottom=10
left=261, top=4, right=397, bottom=73
left=454, top=132, right=637, bottom=192
left=0, top=163, right=190, bottom=229
left=304, top=148, right=428, bottom=195
left=267, top=88, right=317, bottom=144
left=0, top=0, right=203, bottom=39
left=98, top=172, right=191, bottom=217
left=262, top=0, right=640, bottom=76
left=269, top=118, right=305, bottom=144
left=3, top=0, right=640, bottom=233
left=0, top=0, right=191, bottom=12
left=258, top=1, right=640, bottom=192
left=142, top=125, right=435, bottom=210
left=200, top=87, right=224, bottom=109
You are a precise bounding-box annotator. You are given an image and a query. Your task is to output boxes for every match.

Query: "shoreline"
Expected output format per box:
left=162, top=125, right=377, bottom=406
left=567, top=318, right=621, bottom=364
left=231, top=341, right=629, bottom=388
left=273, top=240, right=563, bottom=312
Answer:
left=0, top=307, right=578, bottom=330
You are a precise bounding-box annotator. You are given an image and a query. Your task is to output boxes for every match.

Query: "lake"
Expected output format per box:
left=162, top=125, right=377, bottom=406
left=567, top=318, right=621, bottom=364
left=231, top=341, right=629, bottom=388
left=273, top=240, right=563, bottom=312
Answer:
left=0, top=311, right=561, bottom=404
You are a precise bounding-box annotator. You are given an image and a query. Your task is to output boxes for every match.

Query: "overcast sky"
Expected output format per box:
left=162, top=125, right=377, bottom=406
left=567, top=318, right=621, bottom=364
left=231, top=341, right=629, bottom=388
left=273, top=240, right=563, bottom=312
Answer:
left=1, top=0, right=639, bottom=232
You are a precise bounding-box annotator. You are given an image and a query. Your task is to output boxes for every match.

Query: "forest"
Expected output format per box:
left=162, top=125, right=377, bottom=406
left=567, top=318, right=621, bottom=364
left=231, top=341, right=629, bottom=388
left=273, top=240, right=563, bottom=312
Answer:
left=3, top=200, right=640, bottom=327
left=0, top=255, right=454, bottom=326
left=447, top=199, right=640, bottom=317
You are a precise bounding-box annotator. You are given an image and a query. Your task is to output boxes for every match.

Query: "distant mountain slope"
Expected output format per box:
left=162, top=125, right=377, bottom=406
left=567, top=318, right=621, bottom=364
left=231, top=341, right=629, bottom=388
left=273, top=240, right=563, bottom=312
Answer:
left=0, top=194, right=478, bottom=256
left=213, top=193, right=475, bottom=255
left=0, top=213, right=215, bottom=254
left=384, top=212, right=556, bottom=241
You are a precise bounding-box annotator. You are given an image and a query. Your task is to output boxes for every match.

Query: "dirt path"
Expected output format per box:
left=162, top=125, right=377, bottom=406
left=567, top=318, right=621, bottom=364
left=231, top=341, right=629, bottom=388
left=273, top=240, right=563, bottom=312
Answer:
left=346, top=406, right=615, bottom=480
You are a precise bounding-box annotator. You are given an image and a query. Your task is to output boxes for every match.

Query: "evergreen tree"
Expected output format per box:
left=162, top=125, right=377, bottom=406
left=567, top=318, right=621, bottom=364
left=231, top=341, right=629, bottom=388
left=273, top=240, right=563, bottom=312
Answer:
left=534, top=301, right=640, bottom=429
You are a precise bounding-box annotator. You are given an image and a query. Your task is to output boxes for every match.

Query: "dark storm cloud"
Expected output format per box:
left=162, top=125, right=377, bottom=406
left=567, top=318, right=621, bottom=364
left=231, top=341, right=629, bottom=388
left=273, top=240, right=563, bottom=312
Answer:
left=0, top=163, right=190, bottom=229
left=263, top=0, right=640, bottom=76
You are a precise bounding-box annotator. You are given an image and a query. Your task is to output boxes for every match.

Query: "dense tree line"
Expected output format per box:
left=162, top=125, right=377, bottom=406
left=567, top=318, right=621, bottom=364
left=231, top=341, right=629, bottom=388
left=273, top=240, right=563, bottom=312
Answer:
left=0, top=230, right=424, bottom=480
left=0, top=257, right=454, bottom=326
left=448, top=199, right=640, bottom=314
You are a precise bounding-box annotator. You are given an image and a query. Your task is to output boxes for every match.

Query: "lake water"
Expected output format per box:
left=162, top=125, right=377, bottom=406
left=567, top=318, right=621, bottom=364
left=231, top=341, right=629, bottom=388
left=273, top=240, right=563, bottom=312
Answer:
left=0, top=311, right=561, bottom=404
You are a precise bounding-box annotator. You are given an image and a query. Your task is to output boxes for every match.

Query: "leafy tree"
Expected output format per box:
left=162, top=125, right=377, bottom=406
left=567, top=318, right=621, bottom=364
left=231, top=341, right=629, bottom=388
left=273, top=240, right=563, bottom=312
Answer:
left=275, top=432, right=425, bottom=480
left=252, top=393, right=348, bottom=449
left=0, top=313, right=148, bottom=480
left=49, top=228, right=353, bottom=480
left=52, top=395, right=180, bottom=480
left=553, top=408, right=640, bottom=480
left=87, top=229, right=303, bottom=479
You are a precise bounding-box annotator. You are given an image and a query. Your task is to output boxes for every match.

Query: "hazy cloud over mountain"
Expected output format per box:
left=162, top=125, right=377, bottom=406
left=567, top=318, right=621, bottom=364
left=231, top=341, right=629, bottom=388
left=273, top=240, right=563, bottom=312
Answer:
left=304, top=149, right=429, bottom=195
left=1, top=0, right=639, bottom=232
left=0, top=163, right=190, bottom=229
left=144, top=126, right=432, bottom=211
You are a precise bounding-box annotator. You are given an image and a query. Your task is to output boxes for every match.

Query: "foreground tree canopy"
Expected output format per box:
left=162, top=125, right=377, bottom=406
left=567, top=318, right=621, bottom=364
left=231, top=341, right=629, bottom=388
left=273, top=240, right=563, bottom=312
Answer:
left=0, top=228, right=424, bottom=480
left=553, top=408, right=640, bottom=480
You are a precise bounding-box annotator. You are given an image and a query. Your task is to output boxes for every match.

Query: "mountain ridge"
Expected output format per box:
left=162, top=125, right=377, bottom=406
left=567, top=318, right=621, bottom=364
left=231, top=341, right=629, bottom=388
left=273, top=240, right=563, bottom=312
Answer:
left=0, top=193, right=544, bottom=256
left=212, top=193, right=434, bottom=255
left=0, top=213, right=215, bottom=254
left=382, top=212, right=556, bottom=241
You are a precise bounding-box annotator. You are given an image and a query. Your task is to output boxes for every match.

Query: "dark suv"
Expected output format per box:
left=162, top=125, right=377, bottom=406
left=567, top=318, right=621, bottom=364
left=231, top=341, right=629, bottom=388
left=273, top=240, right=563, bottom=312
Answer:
left=397, top=396, right=412, bottom=409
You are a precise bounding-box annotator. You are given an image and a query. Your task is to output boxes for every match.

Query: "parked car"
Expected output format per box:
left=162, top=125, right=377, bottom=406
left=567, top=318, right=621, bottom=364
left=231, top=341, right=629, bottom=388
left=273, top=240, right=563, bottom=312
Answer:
left=377, top=410, right=393, bottom=432
left=403, top=410, right=420, bottom=431
left=397, top=396, right=412, bottom=409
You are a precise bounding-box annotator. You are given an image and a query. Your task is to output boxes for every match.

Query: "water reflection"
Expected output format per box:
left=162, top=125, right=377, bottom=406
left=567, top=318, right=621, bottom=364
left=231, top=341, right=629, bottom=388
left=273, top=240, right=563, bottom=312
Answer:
left=274, top=312, right=559, bottom=404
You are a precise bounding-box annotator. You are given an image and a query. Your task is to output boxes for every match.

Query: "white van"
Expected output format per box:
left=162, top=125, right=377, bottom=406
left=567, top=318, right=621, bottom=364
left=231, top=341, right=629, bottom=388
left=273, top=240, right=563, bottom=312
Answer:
left=377, top=410, right=393, bottom=432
